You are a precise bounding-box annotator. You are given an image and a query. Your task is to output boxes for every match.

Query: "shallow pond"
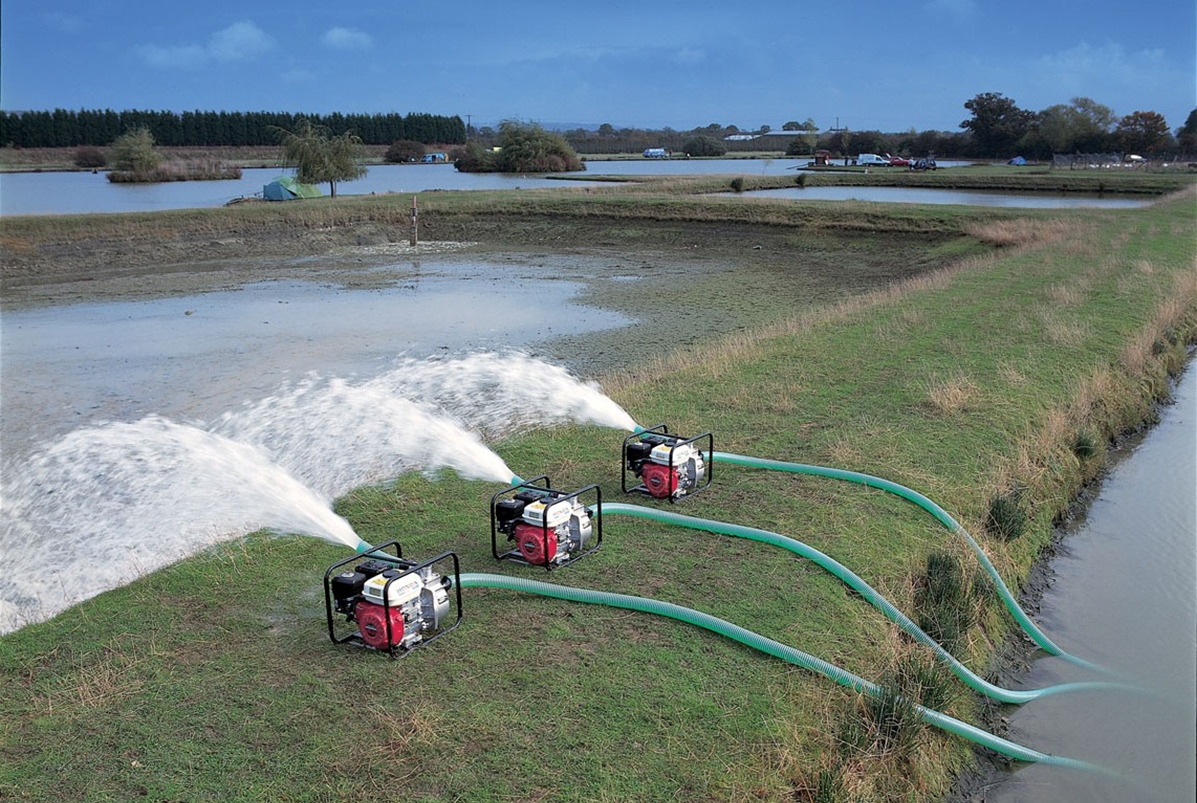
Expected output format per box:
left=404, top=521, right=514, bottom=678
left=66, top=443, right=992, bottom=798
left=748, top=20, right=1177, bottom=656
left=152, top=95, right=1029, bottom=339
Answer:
left=0, top=164, right=612, bottom=216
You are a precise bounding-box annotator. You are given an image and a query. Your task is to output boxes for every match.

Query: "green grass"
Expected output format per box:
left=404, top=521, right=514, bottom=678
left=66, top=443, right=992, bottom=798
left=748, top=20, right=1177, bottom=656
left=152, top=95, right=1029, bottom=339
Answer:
left=1, top=188, right=1195, bottom=802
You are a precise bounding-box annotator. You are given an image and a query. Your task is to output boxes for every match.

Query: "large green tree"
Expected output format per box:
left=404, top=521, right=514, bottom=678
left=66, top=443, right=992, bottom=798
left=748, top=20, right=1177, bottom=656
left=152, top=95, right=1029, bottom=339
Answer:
left=1114, top=111, right=1173, bottom=154
left=961, top=92, right=1034, bottom=158
left=274, top=120, right=367, bottom=197
left=1035, top=97, right=1115, bottom=154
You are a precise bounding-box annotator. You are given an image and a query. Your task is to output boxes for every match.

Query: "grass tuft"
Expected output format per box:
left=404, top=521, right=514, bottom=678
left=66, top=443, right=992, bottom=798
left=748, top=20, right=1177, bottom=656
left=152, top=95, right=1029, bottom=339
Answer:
left=985, top=487, right=1028, bottom=541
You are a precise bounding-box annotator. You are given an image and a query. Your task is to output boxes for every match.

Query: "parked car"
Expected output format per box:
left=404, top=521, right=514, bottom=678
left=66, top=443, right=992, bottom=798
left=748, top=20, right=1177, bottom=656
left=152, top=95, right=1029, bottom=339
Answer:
left=857, top=153, right=891, bottom=167
left=910, top=158, right=937, bottom=170
left=887, top=155, right=912, bottom=167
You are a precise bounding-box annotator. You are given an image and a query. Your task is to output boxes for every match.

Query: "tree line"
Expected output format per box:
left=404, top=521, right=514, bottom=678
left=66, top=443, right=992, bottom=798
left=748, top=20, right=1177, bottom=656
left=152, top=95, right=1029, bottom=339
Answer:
left=549, top=95, right=1195, bottom=160
left=0, top=109, right=466, bottom=148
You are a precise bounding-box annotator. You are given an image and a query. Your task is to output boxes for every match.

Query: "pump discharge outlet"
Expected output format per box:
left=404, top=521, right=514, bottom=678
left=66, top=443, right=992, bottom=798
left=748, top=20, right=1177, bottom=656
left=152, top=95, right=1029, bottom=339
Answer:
left=324, top=541, right=462, bottom=657
left=491, top=476, right=602, bottom=569
left=622, top=424, right=713, bottom=501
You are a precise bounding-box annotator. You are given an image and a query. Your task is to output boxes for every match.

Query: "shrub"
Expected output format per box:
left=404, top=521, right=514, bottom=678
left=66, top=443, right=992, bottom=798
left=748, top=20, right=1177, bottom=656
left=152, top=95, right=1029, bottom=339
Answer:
left=73, top=146, right=106, bottom=169
left=730, top=176, right=745, bottom=192
left=384, top=139, right=425, bottom=163
left=109, top=126, right=161, bottom=176
left=682, top=135, right=727, bottom=157
left=1071, top=431, right=1098, bottom=460
left=914, top=550, right=976, bottom=653
left=455, top=121, right=584, bottom=173
left=453, top=142, right=499, bottom=173
left=985, top=487, right=1028, bottom=541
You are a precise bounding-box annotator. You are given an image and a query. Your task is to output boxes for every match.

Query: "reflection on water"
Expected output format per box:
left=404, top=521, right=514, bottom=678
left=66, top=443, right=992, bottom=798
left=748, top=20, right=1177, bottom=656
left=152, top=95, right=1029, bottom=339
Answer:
left=981, top=361, right=1196, bottom=803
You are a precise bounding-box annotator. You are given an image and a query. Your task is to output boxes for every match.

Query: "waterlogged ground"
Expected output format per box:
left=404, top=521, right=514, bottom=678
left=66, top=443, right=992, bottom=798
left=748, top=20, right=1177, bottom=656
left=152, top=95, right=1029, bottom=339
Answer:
left=0, top=226, right=947, bottom=630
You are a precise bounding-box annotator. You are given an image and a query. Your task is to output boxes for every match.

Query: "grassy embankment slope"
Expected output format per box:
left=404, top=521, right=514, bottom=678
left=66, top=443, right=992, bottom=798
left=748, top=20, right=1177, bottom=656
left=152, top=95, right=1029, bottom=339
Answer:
left=1, top=186, right=1194, bottom=802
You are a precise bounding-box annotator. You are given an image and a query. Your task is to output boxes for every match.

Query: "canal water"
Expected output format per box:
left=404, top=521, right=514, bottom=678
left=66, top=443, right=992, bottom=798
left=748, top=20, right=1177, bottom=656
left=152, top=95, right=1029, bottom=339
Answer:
left=974, top=360, right=1196, bottom=803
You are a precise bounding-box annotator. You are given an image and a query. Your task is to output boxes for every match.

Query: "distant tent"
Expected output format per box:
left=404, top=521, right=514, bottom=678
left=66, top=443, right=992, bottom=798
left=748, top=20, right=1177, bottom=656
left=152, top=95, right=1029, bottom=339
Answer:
left=1007, top=156, right=1027, bottom=165
left=263, top=175, right=323, bottom=201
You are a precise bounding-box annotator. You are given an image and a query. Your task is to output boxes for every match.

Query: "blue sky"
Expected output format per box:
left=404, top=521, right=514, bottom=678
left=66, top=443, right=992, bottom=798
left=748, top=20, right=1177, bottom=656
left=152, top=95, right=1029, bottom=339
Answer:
left=2, top=0, right=1194, bottom=134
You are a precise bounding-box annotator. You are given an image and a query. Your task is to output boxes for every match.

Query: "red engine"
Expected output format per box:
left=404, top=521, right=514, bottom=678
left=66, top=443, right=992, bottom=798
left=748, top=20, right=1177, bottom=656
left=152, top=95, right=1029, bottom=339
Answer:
left=354, top=601, right=405, bottom=649
left=640, top=461, right=679, bottom=499
left=623, top=426, right=712, bottom=501
left=324, top=542, right=462, bottom=657
left=491, top=478, right=602, bottom=569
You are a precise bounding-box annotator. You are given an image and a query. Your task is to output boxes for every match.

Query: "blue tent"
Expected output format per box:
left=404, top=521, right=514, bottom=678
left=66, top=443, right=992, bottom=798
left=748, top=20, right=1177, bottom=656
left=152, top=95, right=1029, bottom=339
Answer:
left=263, top=175, right=322, bottom=201
left=1007, top=156, right=1027, bottom=165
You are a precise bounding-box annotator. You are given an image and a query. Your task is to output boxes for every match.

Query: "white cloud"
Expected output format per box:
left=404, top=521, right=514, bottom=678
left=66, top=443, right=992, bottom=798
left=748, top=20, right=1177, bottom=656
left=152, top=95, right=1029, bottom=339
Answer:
left=322, top=27, right=374, bottom=51
left=209, top=22, right=277, bottom=62
left=137, top=21, right=276, bottom=69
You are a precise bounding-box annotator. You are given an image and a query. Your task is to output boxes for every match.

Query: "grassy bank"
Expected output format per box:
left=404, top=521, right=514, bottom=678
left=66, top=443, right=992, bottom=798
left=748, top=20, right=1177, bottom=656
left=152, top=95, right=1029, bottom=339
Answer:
left=1, top=190, right=1195, bottom=802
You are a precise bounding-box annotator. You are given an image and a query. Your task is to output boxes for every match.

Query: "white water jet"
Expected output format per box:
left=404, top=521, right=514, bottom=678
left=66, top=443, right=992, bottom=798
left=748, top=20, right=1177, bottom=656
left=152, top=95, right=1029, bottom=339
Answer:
left=372, top=351, right=640, bottom=437
left=0, top=416, right=361, bottom=633
left=212, top=375, right=516, bottom=495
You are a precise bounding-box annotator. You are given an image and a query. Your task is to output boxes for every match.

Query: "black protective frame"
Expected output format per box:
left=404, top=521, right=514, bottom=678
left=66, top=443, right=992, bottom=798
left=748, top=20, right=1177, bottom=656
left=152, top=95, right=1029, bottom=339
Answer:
left=323, top=540, right=462, bottom=658
left=489, top=475, right=602, bottom=570
left=621, top=423, right=714, bottom=502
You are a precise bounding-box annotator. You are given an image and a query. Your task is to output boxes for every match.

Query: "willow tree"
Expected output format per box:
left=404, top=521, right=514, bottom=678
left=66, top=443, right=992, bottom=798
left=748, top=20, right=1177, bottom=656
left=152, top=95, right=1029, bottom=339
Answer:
left=274, top=120, right=367, bottom=197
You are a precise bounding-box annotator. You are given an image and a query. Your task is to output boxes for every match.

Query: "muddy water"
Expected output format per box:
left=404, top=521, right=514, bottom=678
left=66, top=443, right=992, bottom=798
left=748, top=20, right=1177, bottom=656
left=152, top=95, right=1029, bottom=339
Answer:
left=0, top=262, right=630, bottom=460
left=974, top=361, right=1196, bottom=803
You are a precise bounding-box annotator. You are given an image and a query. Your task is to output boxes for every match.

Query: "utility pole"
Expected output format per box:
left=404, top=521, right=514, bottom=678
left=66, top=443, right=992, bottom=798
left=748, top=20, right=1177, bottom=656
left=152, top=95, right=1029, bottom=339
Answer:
left=409, top=195, right=418, bottom=246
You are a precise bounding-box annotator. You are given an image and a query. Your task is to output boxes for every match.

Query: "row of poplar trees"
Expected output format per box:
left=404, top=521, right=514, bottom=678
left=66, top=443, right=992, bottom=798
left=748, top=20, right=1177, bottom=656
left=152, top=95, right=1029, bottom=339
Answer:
left=0, top=109, right=466, bottom=148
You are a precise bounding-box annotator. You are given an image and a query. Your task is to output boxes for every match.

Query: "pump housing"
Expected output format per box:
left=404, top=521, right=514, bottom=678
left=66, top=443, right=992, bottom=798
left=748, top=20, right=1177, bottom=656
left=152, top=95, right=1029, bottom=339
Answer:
left=324, top=541, right=462, bottom=657
left=491, top=476, right=602, bottom=569
left=622, top=424, right=713, bottom=502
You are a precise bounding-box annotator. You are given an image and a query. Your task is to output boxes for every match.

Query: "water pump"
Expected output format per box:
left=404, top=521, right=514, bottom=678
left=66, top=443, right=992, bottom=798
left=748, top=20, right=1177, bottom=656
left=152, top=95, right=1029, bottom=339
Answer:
left=324, top=541, right=462, bottom=656
left=491, top=476, right=602, bottom=569
left=622, top=424, right=713, bottom=501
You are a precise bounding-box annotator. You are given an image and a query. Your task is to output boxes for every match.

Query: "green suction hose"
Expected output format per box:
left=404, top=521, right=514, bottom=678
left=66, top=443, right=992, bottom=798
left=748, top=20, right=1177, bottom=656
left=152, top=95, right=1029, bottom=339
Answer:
left=710, top=451, right=1101, bottom=672
left=599, top=502, right=1127, bottom=703
left=458, top=572, right=1111, bottom=775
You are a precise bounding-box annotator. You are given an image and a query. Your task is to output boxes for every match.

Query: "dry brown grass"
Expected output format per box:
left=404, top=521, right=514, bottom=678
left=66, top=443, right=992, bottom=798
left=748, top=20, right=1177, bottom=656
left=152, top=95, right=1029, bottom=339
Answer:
left=360, top=700, right=443, bottom=766
left=926, top=373, right=979, bottom=415
left=963, top=218, right=1079, bottom=249
left=1040, top=311, right=1092, bottom=346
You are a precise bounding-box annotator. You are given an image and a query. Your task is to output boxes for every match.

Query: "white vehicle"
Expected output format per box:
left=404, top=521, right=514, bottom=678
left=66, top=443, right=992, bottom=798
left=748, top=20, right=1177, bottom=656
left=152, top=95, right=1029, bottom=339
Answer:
left=856, top=153, right=890, bottom=166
